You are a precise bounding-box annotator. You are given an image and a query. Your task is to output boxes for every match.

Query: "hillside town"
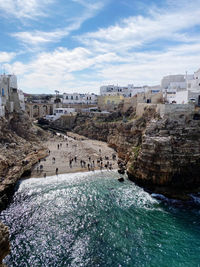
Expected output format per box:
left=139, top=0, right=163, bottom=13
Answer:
left=1, top=68, right=200, bottom=122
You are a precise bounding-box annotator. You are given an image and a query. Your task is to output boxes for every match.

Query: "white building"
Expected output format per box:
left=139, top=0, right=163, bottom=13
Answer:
left=100, top=84, right=134, bottom=97
left=63, top=93, right=97, bottom=105
left=161, top=75, right=186, bottom=90
left=0, top=74, right=25, bottom=116
left=0, top=95, right=5, bottom=117
left=46, top=107, right=76, bottom=121
left=161, top=69, right=200, bottom=105
left=187, top=69, right=200, bottom=91
left=100, top=84, right=161, bottom=98
left=161, top=74, right=187, bottom=104
left=18, top=90, right=25, bottom=111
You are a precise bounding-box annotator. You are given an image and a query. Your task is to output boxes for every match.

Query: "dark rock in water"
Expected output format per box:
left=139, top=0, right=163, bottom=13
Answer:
left=118, top=177, right=124, bottom=182
left=118, top=169, right=125, bottom=175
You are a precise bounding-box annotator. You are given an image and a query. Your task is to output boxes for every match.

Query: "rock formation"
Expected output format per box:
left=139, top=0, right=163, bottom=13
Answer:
left=0, top=112, right=49, bottom=263
left=127, top=113, right=200, bottom=198
left=71, top=107, right=200, bottom=199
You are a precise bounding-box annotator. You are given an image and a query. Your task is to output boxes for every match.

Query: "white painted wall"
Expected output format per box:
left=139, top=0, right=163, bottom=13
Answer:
left=63, top=93, right=97, bottom=104
left=174, top=90, right=188, bottom=104
left=18, top=90, right=25, bottom=111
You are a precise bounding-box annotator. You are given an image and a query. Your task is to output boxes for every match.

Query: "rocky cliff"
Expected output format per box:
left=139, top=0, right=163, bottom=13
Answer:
left=127, top=113, right=200, bottom=198
left=73, top=107, right=156, bottom=160
left=72, top=108, right=200, bottom=199
left=0, top=112, right=49, bottom=264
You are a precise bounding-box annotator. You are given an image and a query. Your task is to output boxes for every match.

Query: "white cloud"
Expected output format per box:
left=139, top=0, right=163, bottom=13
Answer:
left=0, top=52, right=16, bottom=63
left=11, top=0, right=106, bottom=46
left=12, top=30, right=67, bottom=45
left=0, top=0, right=54, bottom=19
left=4, top=47, right=120, bottom=92
left=4, top=0, right=200, bottom=94
left=78, top=1, right=200, bottom=54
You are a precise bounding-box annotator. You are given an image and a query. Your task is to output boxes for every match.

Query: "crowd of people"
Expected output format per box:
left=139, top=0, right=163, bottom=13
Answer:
left=34, top=133, right=117, bottom=177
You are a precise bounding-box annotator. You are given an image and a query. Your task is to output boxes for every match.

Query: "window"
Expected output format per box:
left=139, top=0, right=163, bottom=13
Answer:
left=66, top=96, right=68, bottom=99
left=2, top=88, right=4, bottom=96
left=76, top=96, right=78, bottom=100
left=71, top=96, right=73, bottom=100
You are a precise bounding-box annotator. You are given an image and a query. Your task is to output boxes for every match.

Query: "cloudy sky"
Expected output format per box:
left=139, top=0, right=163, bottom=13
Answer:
left=0, top=0, right=200, bottom=94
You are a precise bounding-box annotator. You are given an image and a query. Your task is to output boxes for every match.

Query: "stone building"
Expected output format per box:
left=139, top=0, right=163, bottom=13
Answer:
left=97, top=95, right=124, bottom=111
left=0, top=74, right=25, bottom=116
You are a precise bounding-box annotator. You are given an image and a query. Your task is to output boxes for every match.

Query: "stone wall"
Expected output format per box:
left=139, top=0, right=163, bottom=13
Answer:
left=136, top=103, right=157, bottom=117
left=156, top=103, right=195, bottom=118
left=136, top=103, right=195, bottom=118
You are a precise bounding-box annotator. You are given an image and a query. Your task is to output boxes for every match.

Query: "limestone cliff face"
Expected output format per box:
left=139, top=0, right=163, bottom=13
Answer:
left=73, top=109, right=200, bottom=196
left=0, top=112, right=49, bottom=263
left=127, top=114, right=200, bottom=191
left=73, top=108, right=155, bottom=160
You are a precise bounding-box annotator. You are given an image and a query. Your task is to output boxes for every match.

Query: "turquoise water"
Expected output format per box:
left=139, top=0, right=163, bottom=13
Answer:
left=1, top=171, right=200, bottom=267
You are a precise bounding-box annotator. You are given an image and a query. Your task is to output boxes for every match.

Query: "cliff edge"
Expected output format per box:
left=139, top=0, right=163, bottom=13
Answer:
left=127, top=113, right=200, bottom=198
left=0, top=112, right=49, bottom=264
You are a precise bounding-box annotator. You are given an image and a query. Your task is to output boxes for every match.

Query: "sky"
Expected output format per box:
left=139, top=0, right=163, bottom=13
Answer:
left=0, top=0, right=200, bottom=94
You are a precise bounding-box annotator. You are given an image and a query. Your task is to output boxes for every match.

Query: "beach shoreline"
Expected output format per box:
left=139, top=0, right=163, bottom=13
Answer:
left=31, top=131, right=118, bottom=178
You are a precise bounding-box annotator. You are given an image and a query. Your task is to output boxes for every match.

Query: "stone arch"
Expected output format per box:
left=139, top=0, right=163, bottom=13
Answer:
left=33, top=105, right=40, bottom=118
left=42, top=105, right=48, bottom=116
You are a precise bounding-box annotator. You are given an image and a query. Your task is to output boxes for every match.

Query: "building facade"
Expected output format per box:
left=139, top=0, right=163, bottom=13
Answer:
left=100, top=84, right=134, bottom=97
left=62, top=93, right=97, bottom=105
left=0, top=74, right=25, bottom=116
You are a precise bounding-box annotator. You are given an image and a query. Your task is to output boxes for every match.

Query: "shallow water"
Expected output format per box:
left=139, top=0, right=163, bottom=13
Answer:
left=1, top=171, right=200, bottom=267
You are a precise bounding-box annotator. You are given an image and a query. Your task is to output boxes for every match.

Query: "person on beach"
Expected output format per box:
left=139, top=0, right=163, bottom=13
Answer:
left=75, top=156, right=77, bottom=163
left=56, top=168, right=58, bottom=175
left=100, top=163, right=103, bottom=171
left=109, top=163, right=113, bottom=170
left=44, top=173, right=46, bottom=178
left=80, top=160, right=84, bottom=168
left=112, top=154, right=116, bottom=160
left=57, top=144, right=60, bottom=150
left=83, top=161, right=86, bottom=168
left=87, top=163, right=91, bottom=171
left=40, top=165, right=43, bottom=171
left=69, top=160, right=72, bottom=168
left=100, top=161, right=103, bottom=169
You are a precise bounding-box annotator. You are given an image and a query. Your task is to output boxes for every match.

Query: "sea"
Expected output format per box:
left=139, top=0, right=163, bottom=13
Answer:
left=1, top=171, right=200, bottom=267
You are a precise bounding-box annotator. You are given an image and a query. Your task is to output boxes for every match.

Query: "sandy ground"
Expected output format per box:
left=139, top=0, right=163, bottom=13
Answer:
left=31, top=132, right=118, bottom=178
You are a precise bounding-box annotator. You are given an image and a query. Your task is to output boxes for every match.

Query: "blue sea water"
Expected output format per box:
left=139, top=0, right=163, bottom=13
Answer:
left=1, top=171, right=200, bottom=267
